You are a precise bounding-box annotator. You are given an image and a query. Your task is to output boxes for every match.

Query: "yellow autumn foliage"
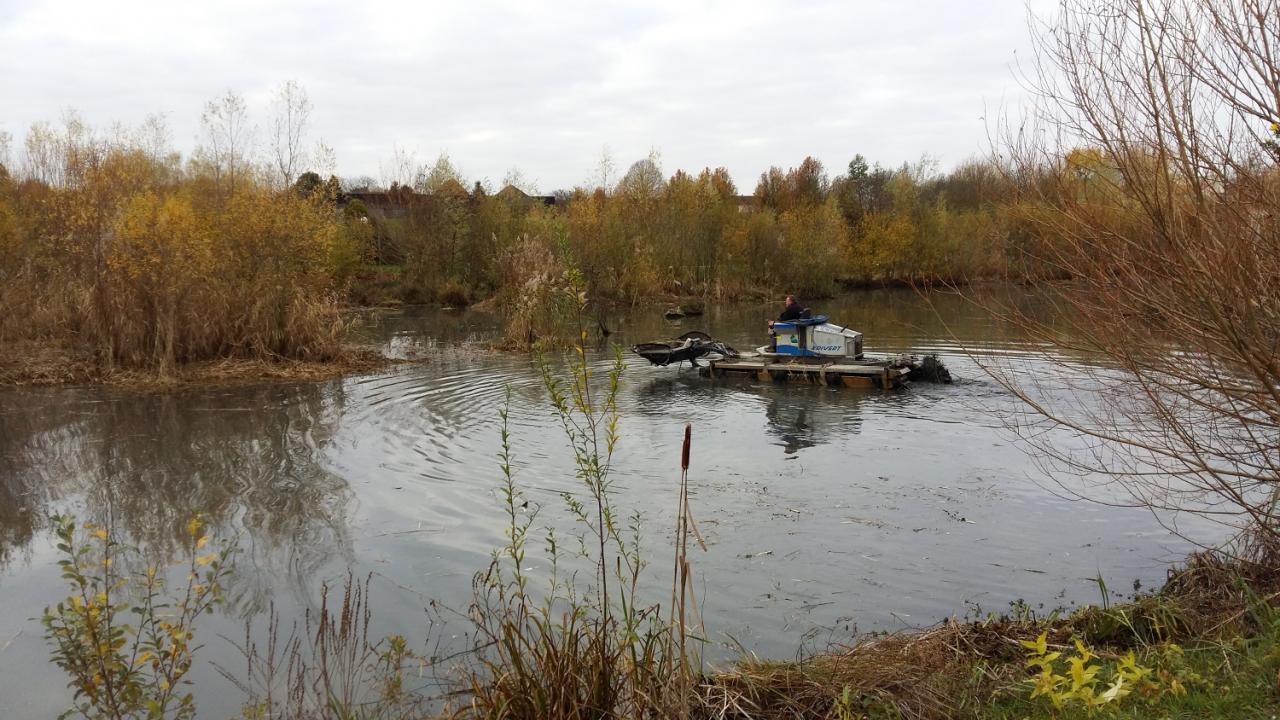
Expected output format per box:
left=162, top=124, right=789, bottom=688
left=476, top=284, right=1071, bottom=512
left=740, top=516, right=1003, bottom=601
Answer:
left=0, top=124, right=347, bottom=375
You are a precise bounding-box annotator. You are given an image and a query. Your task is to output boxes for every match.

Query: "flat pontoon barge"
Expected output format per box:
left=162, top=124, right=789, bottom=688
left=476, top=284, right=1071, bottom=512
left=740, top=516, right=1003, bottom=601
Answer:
left=703, top=355, right=920, bottom=389
left=632, top=316, right=950, bottom=389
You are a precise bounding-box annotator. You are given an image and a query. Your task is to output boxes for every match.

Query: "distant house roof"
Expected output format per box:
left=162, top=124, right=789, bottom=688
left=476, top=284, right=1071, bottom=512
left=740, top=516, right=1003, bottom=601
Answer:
left=496, top=184, right=529, bottom=201
left=340, top=190, right=413, bottom=219
left=496, top=184, right=557, bottom=206
left=435, top=178, right=471, bottom=198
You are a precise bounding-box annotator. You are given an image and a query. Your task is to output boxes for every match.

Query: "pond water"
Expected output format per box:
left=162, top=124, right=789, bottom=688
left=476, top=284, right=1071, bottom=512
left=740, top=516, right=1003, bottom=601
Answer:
left=0, top=289, right=1214, bottom=717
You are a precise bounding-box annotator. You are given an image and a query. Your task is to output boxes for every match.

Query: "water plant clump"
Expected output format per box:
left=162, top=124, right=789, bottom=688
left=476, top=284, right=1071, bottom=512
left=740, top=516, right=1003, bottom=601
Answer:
left=494, top=236, right=587, bottom=351
left=222, top=574, right=427, bottom=720
left=460, top=284, right=706, bottom=719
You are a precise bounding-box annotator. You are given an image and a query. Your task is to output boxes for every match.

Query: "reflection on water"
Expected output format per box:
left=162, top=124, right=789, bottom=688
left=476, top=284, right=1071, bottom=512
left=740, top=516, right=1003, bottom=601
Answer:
left=0, top=384, right=355, bottom=613
left=638, top=373, right=862, bottom=455
left=0, top=288, right=1219, bottom=718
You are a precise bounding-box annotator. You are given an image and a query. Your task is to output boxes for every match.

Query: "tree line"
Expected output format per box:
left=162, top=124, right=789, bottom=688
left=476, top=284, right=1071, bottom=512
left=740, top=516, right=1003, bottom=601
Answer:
left=5, top=56, right=1271, bottom=373
left=339, top=149, right=1060, bottom=310
left=0, top=86, right=361, bottom=376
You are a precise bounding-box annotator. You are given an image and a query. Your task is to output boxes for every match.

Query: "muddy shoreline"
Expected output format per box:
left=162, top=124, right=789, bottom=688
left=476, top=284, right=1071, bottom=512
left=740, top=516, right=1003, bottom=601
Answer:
left=0, top=338, right=395, bottom=389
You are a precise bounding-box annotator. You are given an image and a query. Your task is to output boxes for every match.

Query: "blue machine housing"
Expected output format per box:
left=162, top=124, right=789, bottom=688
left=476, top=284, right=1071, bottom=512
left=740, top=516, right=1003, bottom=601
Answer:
left=772, top=345, right=813, bottom=356
left=770, top=315, right=830, bottom=357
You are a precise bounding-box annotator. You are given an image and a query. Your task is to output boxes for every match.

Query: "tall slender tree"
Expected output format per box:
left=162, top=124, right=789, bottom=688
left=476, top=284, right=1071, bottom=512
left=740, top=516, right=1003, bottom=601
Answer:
left=270, top=80, right=313, bottom=189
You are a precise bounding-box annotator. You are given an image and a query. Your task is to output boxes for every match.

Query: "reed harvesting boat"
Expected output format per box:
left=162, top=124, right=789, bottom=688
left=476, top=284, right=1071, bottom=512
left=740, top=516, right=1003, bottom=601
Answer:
left=632, top=316, right=950, bottom=389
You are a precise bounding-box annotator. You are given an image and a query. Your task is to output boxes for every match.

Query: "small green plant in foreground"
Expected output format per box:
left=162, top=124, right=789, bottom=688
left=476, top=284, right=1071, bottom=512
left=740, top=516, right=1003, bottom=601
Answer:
left=989, top=619, right=1280, bottom=720
left=42, top=514, right=232, bottom=719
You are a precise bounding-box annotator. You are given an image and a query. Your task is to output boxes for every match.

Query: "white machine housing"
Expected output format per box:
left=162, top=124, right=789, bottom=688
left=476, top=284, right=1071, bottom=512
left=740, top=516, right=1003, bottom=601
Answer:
left=810, top=322, right=864, bottom=358
left=771, top=316, right=865, bottom=359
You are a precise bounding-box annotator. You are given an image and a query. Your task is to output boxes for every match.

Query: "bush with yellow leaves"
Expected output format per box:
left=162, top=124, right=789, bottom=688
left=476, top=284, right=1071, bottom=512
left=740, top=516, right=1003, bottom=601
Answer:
left=41, top=514, right=232, bottom=720
left=1021, top=631, right=1169, bottom=713
left=0, top=118, right=351, bottom=378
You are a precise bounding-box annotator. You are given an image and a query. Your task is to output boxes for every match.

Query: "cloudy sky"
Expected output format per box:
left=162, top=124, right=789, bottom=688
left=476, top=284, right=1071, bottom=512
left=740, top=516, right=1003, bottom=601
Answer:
left=1, top=0, right=1048, bottom=191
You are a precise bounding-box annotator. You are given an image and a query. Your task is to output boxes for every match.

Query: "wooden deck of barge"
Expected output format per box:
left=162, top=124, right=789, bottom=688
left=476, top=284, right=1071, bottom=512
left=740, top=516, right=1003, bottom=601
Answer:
left=705, top=355, right=913, bottom=389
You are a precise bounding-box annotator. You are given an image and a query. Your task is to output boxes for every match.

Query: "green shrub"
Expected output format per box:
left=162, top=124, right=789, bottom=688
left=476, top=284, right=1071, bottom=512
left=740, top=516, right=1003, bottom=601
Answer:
left=42, top=514, right=232, bottom=719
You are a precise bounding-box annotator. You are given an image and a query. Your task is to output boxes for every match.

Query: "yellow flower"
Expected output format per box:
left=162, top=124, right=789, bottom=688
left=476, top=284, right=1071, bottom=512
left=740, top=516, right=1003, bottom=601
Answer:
left=195, top=535, right=210, bottom=549
left=195, top=553, right=216, bottom=567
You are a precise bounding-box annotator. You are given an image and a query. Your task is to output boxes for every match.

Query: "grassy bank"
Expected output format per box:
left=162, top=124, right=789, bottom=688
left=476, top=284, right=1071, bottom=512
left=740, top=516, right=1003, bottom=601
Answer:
left=701, top=543, right=1280, bottom=719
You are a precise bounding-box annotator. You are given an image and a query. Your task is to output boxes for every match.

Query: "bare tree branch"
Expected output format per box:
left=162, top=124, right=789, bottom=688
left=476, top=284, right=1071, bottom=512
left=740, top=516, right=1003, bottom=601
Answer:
left=977, top=0, right=1280, bottom=546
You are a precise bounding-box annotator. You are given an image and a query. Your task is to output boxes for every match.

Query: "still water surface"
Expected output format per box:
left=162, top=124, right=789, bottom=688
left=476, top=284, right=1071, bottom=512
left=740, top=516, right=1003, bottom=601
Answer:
left=0, top=289, right=1211, bottom=717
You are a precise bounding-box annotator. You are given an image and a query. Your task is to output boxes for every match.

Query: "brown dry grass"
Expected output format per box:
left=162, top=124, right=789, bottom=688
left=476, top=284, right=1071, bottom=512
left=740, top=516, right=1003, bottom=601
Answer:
left=697, top=620, right=1035, bottom=720
left=0, top=338, right=393, bottom=388
left=693, top=536, right=1280, bottom=720
left=0, top=339, right=101, bottom=386
left=1153, top=536, right=1280, bottom=639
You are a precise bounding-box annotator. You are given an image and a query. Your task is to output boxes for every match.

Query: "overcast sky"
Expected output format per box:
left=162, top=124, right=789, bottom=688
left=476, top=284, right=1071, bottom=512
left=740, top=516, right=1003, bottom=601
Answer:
left=0, top=0, right=1048, bottom=191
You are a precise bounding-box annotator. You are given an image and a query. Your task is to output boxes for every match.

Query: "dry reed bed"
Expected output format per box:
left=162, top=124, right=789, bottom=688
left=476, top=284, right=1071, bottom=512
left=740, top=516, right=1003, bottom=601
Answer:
left=697, top=621, right=1041, bottom=720
left=0, top=339, right=392, bottom=388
